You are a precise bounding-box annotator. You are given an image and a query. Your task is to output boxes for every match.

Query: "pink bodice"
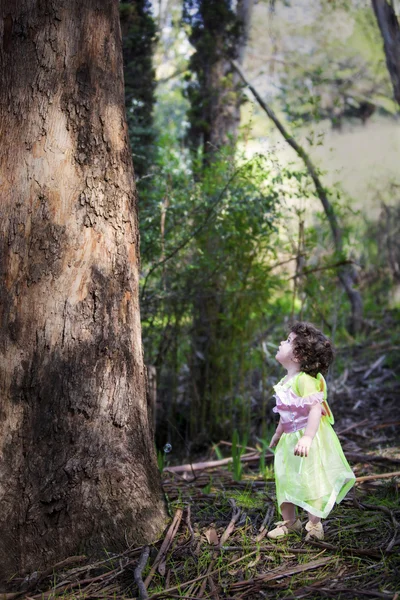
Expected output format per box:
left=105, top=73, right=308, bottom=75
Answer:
left=273, top=381, right=324, bottom=434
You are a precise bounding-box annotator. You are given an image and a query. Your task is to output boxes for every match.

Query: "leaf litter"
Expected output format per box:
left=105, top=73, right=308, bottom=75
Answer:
left=1, top=340, right=400, bottom=600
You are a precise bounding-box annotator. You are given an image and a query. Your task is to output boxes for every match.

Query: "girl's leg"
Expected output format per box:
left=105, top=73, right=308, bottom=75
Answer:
left=281, top=502, right=296, bottom=523
left=307, top=512, right=321, bottom=525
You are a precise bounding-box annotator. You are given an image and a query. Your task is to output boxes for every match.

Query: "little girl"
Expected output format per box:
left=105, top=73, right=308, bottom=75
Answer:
left=268, top=321, right=355, bottom=541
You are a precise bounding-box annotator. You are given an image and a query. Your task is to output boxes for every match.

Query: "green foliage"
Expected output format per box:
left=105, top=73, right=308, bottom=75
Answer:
left=256, top=433, right=274, bottom=477
left=359, top=199, right=400, bottom=312
left=120, top=0, right=157, bottom=178
left=157, top=448, right=165, bottom=472
left=138, top=130, right=293, bottom=443
left=230, top=429, right=246, bottom=481
left=213, top=444, right=224, bottom=460
left=275, top=2, right=394, bottom=128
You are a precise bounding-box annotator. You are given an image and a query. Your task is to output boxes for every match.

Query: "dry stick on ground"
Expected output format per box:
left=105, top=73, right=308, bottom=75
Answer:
left=355, top=471, right=400, bottom=483
left=222, top=545, right=311, bottom=555
left=185, top=505, right=195, bottom=545
left=227, top=556, right=334, bottom=592
left=30, top=561, right=133, bottom=600
left=346, top=452, right=400, bottom=465
left=196, top=499, right=242, bottom=598
left=361, top=500, right=400, bottom=553
left=337, top=418, right=370, bottom=436
left=371, top=420, right=400, bottom=430
left=219, top=499, right=242, bottom=547
left=312, top=587, right=395, bottom=599
left=208, top=576, right=220, bottom=600
left=217, top=440, right=259, bottom=453
left=146, top=552, right=333, bottom=599
left=145, top=550, right=259, bottom=599
left=144, top=508, right=183, bottom=589
left=0, top=555, right=88, bottom=600
left=135, top=546, right=150, bottom=600
left=163, top=452, right=261, bottom=473
left=363, top=354, right=387, bottom=379
left=231, top=58, right=363, bottom=333
left=306, top=539, right=386, bottom=559
left=256, top=505, right=275, bottom=542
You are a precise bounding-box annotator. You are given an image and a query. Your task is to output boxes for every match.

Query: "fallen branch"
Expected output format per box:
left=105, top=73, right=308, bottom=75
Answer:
left=135, top=546, right=150, bottom=600
left=306, top=540, right=384, bottom=558
left=370, top=420, right=400, bottom=430
left=313, top=586, right=395, bottom=599
left=361, top=500, right=399, bottom=553
left=355, top=471, right=400, bottom=483
left=146, top=550, right=259, bottom=598
left=221, top=545, right=311, bottom=555
left=256, top=505, right=274, bottom=542
left=163, top=452, right=262, bottom=473
left=228, top=556, right=333, bottom=590
left=144, top=508, right=183, bottom=589
left=217, top=440, right=259, bottom=453
left=219, top=499, right=242, bottom=547
left=346, top=452, right=400, bottom=465
left=363, top=355, right=386, bottom=380
left=337, top=418, right=370, bottom=436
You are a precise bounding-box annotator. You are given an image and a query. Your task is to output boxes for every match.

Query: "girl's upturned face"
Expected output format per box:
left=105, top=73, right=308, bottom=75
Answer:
left=275, top=332, right=298, bottom=367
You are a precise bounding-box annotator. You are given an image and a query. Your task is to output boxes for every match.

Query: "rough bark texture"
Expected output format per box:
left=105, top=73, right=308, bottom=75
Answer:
left=372, top=0, right=400, bottom=105
left=0, top=0, right=167, bottom=580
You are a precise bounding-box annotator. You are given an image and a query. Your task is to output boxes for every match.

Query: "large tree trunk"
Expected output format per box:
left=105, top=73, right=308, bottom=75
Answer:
left=372, top=0, right=400, bottom=105
left=0, top=0, right=167, bottom=580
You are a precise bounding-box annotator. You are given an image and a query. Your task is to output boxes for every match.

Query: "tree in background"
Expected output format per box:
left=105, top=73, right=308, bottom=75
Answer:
left=267, top=1, right=395, bottom=127
left=183, top=0, right=254, bottom=157
left=371, top=0, right=400, bottom=105
left=180, top=0, right=257, bottom=441
left=0, top=0, right=166, bottom=578
left=120, top=0, right=157, bottom=178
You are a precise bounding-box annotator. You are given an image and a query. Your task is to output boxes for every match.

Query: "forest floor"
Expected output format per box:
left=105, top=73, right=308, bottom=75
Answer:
left=3, top=324, right=400, bottom=600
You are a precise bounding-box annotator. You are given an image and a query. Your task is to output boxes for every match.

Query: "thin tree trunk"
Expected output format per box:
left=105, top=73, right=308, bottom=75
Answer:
left=0, top=0, right=167, bottom=579
left=185, top=0, right=255, bottom=439
left=372, top=0, right=400, bottom=105
left=208, top=0, right=255, bottom=152
left=231, top=59, right=363, bottom=333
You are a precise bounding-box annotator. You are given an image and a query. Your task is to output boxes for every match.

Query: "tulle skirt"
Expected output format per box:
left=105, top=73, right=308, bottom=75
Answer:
left=274, top=418, right=355, bottom=518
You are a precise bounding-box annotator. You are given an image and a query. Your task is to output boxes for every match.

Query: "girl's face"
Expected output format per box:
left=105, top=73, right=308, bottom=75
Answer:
left=275, top=332, right=299, bottom=367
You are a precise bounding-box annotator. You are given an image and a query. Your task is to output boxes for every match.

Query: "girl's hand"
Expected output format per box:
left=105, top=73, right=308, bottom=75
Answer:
left=294, top=435, right=313, bottom=457
left=269, top=433, right=282, bottom=448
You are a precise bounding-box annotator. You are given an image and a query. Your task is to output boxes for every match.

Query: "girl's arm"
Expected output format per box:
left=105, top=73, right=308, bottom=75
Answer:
left=269, top=418, right=284, bottom=448
left=294, top=404, right=322, bottom=457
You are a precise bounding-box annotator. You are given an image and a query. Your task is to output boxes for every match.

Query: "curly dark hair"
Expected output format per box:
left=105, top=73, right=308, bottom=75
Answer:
left=289, top=321, right=334, bottom=377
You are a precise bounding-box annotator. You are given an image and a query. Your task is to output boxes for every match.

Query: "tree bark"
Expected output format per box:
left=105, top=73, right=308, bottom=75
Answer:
left=372, top=0, right=400, bottom=105
left=0, top=0, right=167, bottom=580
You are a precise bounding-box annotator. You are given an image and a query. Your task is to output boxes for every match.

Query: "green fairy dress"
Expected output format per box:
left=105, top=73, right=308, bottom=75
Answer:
left=273, top=372, right=355, bottom=519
